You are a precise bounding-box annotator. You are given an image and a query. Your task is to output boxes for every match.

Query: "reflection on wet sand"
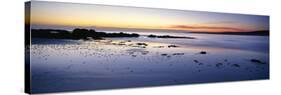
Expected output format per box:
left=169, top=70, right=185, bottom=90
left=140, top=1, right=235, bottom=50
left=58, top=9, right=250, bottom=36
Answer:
left=30, top=38, right=269, bottom=93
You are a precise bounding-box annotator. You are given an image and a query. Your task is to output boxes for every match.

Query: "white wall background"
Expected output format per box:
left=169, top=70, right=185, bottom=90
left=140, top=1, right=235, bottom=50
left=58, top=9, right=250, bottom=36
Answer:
left=0, top=0, right=280, bottom=95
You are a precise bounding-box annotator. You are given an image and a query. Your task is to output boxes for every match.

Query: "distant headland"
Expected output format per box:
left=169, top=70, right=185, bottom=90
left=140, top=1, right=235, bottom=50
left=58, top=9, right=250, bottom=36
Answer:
left=31, top=28, right=140, bottom=40
left=191, top=30, right=269, bottom=36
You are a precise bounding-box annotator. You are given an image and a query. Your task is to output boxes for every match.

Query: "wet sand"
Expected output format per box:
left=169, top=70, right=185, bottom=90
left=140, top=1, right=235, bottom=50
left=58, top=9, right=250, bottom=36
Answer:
left=30, top=38, right=269, bottom=93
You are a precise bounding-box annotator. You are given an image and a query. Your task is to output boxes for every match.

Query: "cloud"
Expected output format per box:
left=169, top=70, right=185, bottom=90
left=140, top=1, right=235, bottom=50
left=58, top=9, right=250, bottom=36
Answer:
left=201, top=21, right=236, bottom=25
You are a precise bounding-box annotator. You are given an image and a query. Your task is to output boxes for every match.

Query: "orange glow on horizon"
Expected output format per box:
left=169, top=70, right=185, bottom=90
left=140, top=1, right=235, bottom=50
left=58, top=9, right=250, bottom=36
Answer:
left=168, top=25, right=249, bottom=32
left=30, top=1, right=269, bottom=33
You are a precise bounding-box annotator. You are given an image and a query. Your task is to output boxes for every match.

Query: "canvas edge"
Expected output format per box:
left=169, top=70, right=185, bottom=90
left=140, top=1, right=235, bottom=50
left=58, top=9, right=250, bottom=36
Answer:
left=23, top=0, right=270, bottom=94
left=24, top=1, right=31, bottom=94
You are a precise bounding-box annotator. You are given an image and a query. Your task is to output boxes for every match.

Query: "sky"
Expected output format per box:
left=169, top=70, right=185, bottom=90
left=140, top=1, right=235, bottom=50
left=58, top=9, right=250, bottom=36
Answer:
left=29, top=1, right=269, bottom=32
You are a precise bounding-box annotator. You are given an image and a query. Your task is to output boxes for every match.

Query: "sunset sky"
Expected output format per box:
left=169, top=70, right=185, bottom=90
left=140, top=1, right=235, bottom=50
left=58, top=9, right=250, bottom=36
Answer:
left=29, top=1, right=269, bottom=32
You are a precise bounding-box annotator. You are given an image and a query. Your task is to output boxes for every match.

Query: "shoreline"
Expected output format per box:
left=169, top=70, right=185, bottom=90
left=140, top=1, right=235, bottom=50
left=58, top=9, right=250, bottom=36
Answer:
left=31, top=38, right=269, bottom=55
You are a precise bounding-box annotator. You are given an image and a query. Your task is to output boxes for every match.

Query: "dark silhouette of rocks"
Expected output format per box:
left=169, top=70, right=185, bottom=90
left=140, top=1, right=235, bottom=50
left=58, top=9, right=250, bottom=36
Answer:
left=193, top=60, right=199, bottom=63
left=191, top=30, right=269, bottom=36
left=232, top=64, right=240, bottom=67
left=148, top=34, right=196, bottom=39
left=250, top=59, right=266, bottom=64
left=71, top=28, right=101, bottom=40
left=172, top=53, right=184, bottom=55
left=136, top=43, right=148, bottom=46
left=161, top=54, right=168, bottom=56
left=31, top=29, right=72, bottom=39
left=31, top=28, right=140, bottom=40
left=199, top=51, right=207, bottom=54
left=216, top=63, right=223, bottom=68
left=168, top=45, right=179, bottom=48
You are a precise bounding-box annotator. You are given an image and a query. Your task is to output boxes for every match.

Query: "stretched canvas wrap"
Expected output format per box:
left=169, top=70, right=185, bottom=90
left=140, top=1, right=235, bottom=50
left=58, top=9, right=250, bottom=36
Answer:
left=25, top=1, right=270, bottom=94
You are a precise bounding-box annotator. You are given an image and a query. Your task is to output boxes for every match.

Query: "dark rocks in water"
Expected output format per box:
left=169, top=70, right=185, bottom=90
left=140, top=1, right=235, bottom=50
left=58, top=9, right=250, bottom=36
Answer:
left=199, top=51, right=207, bottom=54
left=31, top=29, right=73, bottom=39
left=148, top=34, right=196, bottom=39
left=31, top=28, right=140, bottom=40
left=193, top=60, right=199, bottom=63
left=136, top=43, right=148, bottom=46
left=132, top=55, right=137, bottom=57
left=216, top=63, right=223, bottom=68
left=250, top=59, right=266, bottom=64
left=168, top=45, right=179, bottom=48
left=232, top=64, right=240, bottom=67
left=173, top=53, right=184, bottom=55
left=161, top=54, right=168, bottom=56
left=140, top=46, right=146, bottom=48
left=148, top=34, right=157, bottom=38
left=167, top=55, right=171, bottom=58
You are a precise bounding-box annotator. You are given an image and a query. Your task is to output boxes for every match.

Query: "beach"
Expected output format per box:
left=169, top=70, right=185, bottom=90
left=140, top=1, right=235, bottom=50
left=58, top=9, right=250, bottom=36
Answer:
left=30, top=32, right=269, bottom=93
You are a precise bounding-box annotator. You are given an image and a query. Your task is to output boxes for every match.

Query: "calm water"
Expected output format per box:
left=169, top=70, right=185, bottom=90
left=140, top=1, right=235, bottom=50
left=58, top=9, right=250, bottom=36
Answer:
left=30, top=32, right=269, bottom=93
left=104, top=30, right=269, bottom=53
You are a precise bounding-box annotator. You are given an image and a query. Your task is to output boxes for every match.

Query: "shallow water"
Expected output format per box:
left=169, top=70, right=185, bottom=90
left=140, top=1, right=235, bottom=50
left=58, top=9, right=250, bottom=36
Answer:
left=105, top=31, right=269, bottom=53
left=30, top=34, right=269, bottom=93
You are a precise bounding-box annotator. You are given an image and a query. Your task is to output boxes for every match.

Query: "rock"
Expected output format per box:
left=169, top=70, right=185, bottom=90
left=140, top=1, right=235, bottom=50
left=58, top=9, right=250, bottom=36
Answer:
left=216, top=63, right=223, bottom=68
left=199, top=51, right=207, bottom=54
left=167, top=55, right=171, bottom=58
left=168, top=45, right=179, bottom=48
left=161, top=54, right=168, bottom=56
left=148, top=34, right=157, bottom=38
left=136, top=43, right=148, bottom=46
left=147, top=34, right=196, bottom=39
left=232, top=64, right=240, bottom=67
left=173, top=53, right=184, bottom=55
left=250, top=59, right=266, bottom=64
left=193, top=60, right=199, bottom=63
